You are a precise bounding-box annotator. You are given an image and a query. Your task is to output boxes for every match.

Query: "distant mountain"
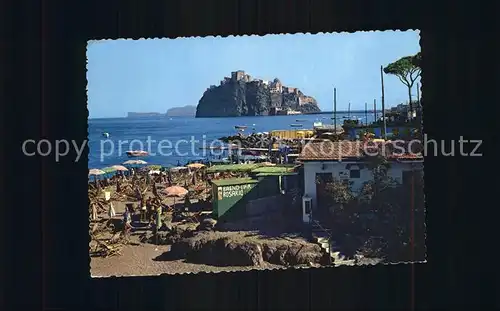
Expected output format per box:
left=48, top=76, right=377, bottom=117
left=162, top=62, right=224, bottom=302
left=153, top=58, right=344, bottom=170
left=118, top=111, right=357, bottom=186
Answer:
left=166, top=105, right=197, bottom=117
left=127, top=112, right=163, bottom=118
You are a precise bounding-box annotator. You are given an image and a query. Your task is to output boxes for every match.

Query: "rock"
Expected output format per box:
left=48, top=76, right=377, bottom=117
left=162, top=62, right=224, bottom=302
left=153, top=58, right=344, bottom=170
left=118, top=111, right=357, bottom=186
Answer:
left=263, top=244, right=324, bottom=266
left=308, top=262, right=321, bottom=268
left=196, top=218, right=217, bottom=231
left=168, top=232, right=326, bottom=267
left=196, top=73, right=320, bottom=117
left=223, top=240, right=264, bottom=266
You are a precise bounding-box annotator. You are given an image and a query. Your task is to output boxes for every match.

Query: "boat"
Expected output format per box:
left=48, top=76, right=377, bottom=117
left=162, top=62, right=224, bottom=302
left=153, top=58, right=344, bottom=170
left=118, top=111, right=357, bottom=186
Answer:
left=102, top=132, right=110, bottom=138
left=290, top=124, right=303, bottom=127
left=295, top=119, right=307, bottom=122
left=234, top=125, right=248, bottom=130
left=126, top=150, right=149, bottom=157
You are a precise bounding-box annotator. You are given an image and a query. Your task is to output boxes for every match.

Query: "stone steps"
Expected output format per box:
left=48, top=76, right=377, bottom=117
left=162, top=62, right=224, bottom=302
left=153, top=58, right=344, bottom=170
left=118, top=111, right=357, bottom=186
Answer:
left=312, top=232, right=356, bottom=266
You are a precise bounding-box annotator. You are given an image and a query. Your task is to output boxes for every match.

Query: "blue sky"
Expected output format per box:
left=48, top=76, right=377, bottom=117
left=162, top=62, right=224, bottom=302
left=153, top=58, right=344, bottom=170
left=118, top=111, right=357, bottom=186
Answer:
left=87, top=31, right=420, bottom=119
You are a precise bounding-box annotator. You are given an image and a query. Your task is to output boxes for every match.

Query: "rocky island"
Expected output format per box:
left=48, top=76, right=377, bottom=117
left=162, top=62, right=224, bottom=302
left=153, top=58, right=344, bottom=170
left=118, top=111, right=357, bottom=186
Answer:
left=196, top=70, right=321, bottom=117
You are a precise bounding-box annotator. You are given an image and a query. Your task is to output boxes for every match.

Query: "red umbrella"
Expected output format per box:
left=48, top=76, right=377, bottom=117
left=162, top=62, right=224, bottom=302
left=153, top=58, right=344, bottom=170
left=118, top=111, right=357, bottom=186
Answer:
left=163, top=185, right=188, bottom=197
left=162, top=185, right=188, bottom=207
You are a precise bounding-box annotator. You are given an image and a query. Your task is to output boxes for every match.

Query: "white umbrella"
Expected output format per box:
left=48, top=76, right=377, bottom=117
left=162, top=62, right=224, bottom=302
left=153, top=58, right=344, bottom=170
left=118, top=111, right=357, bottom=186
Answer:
left=88, top=169, right=105, bottom=191
left=88, top=168, right=105, bottom=176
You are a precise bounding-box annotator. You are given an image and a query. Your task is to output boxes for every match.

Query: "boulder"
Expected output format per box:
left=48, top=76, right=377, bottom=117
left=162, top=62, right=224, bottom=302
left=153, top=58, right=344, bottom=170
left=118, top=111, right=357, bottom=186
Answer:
left=168, top=232, right=326, bottom=267
left=196, top=218, right=217, bottom=231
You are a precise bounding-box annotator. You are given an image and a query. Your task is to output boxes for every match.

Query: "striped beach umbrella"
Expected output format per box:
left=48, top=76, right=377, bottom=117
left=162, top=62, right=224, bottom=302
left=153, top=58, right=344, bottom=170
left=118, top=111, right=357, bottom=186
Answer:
left=111, top=165, right=129, bottom=171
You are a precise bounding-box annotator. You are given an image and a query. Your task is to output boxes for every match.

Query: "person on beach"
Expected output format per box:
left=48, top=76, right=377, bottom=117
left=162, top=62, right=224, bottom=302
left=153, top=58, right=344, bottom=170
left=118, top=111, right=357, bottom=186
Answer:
left=123, top=208, right=132, bottom=239
left=140, top=199, right=147, bottom=222
left=116, top=179, right=121, bottom=193
left=153, top=205, right=162, bottom=244
left=146, top=198, right=153, bottom=220
left=108, top=201, right=116, bottom=219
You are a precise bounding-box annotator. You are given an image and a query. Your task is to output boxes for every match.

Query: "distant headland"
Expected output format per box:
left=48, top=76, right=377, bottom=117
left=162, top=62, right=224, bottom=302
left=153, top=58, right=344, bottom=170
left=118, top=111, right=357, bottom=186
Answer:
left=127, top=112, right=163, bottom=118
left=166, top=105, right=197, bottom=117
left=196, top=70, right=321, bottom=118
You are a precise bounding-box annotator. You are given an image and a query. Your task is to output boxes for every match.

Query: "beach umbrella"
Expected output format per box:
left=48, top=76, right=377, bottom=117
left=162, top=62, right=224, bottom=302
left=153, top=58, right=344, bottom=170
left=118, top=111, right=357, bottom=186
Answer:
left=163, top=185, right=188, bottom=197
left=88, top=169, right=105, bottom=190
left=123, top=159, right=147, bottom=165
left=111, top=165, right=129, bottom=171
left=101, top=167, right=116, bottom=173
left=169, top=166, right=188, bottom=172
left=162, top=185, right=188, bottom=207
left=89, top=169, right=106, bottom=176
left=187, top=163, right=205, bottom=169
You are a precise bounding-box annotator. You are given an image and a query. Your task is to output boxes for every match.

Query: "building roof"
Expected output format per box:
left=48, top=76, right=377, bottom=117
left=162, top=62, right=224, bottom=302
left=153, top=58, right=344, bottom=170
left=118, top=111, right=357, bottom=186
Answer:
left=210, top=178, right=259, bottom=187
left=251, top=165, right=296, bottom=174
left=255, top=172, right=298, bottom=177
left=298, top=141, right=362, bottom=161
left=297, top=140, right=423, bottom=161
left=206, top=163, right=261, bottom=173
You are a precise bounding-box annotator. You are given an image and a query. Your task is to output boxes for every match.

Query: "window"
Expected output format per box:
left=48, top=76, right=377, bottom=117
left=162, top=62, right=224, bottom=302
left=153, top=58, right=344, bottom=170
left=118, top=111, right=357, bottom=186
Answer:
left=316, top=173, right=333, bottom=183
left=350, top=169, right=361, bottom=178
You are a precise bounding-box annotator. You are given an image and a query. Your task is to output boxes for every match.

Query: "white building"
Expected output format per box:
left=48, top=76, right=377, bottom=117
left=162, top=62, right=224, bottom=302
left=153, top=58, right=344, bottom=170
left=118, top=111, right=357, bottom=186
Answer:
left=298, top=141, right=423, bottom=223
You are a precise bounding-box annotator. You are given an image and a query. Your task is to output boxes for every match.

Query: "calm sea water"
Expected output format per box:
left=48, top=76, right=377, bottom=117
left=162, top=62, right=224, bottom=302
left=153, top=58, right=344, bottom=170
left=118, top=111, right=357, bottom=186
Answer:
left=88, top=112, right=379, bottom=169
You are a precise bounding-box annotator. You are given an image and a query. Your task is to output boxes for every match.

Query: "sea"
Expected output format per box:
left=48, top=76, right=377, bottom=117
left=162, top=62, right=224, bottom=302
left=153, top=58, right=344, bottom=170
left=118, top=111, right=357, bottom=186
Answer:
left=88, top=112, right=380, bottom=169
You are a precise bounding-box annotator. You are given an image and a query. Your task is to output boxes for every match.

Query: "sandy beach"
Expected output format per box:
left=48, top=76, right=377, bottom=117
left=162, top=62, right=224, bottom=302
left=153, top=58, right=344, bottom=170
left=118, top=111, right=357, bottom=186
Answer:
left=90, top=234, right=285, bottom=277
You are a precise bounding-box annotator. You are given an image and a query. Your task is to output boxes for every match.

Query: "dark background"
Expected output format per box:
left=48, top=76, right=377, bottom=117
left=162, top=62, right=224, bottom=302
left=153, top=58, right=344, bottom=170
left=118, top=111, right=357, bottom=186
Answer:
left=2, top=0, right=496, bottom=309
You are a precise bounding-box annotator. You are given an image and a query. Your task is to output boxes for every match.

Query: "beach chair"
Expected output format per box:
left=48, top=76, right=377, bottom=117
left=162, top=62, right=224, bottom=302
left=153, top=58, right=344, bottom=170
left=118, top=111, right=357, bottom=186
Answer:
left=183, top=211, right=203, bottom=224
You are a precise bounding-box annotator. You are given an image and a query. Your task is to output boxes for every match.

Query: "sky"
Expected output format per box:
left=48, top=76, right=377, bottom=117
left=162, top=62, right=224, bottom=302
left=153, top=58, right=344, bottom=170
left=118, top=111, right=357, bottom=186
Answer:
left=87, top=31, right=420, bottom=119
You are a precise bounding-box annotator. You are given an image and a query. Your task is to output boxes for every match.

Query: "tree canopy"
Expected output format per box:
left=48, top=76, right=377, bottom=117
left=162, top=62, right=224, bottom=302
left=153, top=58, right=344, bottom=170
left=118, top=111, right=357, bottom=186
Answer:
left=383, top=52, right=421, bottom=116
left=383, top=53, right=421, bottom=89
left=411, top=52, right=421, bottom=68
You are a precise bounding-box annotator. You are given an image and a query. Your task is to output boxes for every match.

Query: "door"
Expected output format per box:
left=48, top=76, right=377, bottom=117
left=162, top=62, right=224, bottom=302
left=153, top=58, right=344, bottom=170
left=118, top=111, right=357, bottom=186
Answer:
left=316, top=173, right=333, bottom=211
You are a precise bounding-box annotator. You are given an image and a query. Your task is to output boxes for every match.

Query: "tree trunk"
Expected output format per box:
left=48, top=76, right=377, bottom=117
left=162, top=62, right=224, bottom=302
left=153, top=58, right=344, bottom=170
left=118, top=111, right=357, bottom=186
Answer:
left=407, top=86, right=413, bottom=120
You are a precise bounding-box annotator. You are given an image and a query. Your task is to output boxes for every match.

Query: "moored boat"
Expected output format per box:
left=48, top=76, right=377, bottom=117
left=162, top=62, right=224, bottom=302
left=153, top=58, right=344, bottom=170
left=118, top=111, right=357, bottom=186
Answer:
left=234, top=125, right=248, bottom=130
left=295, top=119, right=307, bottom=122
left=126, top=150, right=149, bottom=157
left=290, top=124, right=303, bottom=127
